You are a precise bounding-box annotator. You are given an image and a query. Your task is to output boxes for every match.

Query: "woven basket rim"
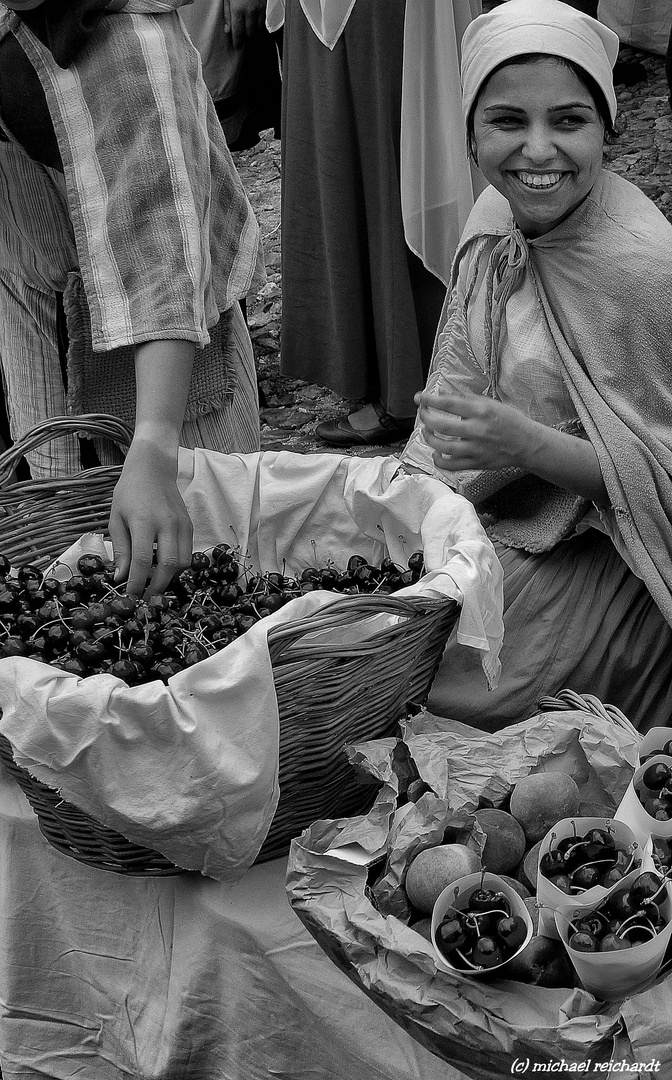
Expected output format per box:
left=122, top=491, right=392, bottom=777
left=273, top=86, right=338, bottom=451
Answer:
left=0, top=415, right=462, bottom=876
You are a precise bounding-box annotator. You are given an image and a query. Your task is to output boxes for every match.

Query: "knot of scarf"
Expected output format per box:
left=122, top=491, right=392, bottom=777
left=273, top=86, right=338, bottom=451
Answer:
left=483, top=229, right=529, bottom=397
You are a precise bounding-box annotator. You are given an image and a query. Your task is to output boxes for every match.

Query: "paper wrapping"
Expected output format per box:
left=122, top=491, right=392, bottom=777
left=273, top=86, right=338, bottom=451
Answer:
left=0, top=449, right=503, bottom=883
left=286, top=702, right=672, bottom=1078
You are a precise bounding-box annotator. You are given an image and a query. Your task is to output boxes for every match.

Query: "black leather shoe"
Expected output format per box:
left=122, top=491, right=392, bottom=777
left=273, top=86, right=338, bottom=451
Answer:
left=316, top=410, right=414, bottom=448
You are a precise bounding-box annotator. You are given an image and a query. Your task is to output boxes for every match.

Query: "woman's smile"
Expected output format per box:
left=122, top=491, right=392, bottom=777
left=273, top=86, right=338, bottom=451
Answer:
left=472, top=59, right=605, bottom=237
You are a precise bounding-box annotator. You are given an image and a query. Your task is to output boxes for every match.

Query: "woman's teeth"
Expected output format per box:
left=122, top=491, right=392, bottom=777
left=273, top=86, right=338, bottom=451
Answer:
left=517, top=172, right=562, bottom=189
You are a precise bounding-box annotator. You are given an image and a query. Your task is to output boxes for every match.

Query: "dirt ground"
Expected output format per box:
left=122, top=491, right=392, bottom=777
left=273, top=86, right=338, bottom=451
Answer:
left=232, top=49, right=672, bottom=459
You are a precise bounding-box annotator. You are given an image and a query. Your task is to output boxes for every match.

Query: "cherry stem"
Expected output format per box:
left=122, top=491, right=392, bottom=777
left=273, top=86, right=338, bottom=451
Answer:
left=453, top=948, right=482, bottom=970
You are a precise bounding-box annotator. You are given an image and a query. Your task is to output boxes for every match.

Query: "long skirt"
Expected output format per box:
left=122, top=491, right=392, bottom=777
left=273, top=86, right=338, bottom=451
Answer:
left=428, top=529, right=672, bottom=734
left=279, top=0, right=446, bottom=421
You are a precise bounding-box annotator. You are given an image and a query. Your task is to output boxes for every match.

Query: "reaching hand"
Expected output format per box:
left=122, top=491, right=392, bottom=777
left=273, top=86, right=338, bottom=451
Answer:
left=414, top=388, right=538, bottom=474
left=108, top=437, right=193, bottom=598
left=223, top=0, right=267, bottom=49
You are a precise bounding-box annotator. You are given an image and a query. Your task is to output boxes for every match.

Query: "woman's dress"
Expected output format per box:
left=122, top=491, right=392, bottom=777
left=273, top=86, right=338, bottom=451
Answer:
left=402, top=170, right=672, bottom=732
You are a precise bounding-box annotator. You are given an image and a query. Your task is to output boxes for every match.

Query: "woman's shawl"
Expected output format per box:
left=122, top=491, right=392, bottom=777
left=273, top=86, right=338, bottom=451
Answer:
left=454, top=169, right=672, bottom=625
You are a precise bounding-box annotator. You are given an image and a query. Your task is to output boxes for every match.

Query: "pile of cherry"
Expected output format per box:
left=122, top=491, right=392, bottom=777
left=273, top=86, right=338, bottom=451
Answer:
left=539, top=825, right=637, bottom=894
left=0, top=546, right=425, bottom=685
left=567, top=871, right=669, bottom=953
left=435, top=882, right=528, bottom=971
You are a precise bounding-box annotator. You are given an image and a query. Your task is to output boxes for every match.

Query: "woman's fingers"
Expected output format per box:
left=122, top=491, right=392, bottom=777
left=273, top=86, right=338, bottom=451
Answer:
left=142, top=514, right=193, bottom=599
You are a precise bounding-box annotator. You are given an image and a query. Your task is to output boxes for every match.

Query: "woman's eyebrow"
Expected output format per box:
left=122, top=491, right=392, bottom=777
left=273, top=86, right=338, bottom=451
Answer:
left=482, top=102, right=594, bottom=114
left=548, top=102, right=595, bottom=112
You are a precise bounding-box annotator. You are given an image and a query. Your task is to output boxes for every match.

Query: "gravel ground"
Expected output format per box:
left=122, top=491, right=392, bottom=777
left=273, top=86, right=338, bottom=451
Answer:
left=232, top=49, right=672, bottom=458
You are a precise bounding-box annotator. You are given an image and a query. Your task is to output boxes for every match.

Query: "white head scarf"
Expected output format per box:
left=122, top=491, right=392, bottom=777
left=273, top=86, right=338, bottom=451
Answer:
left=460, top=0, right=620, bottom=125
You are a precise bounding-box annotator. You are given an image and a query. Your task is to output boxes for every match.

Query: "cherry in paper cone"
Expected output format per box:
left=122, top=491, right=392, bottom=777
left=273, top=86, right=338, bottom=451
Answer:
left=431, top=872, right=532, bottom=978
left=555, top=870, right=672, bottom=1001
left=536, top=817, right=646, bottom=940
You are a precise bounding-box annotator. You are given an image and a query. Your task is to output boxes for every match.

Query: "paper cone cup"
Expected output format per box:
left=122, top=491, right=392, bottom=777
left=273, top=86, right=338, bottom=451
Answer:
left=616, top=755, right=672, bottom=848
left=536, top=817, right=646, bottom=940
left=431, top=872, right=533, bottom=978
left=638, top=729, right=672, bottom=766
left=555, top=871, right=672, bottom=1001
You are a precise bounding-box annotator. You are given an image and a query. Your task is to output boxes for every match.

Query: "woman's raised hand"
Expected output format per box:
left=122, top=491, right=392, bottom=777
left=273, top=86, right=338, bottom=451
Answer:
left=415, top=388, right=538, bottom=473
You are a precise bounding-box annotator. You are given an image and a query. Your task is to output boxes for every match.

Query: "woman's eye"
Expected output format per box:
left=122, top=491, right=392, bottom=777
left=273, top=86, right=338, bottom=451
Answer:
left=555, top=115, right=587, bottom=128
left=489, top=115, right=523, bottom=128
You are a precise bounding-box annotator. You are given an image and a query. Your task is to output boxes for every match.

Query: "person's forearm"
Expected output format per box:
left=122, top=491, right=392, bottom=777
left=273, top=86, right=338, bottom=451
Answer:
left=133, top=338, right=195, bottom=451
left=523, top=420, right=608, bottom=505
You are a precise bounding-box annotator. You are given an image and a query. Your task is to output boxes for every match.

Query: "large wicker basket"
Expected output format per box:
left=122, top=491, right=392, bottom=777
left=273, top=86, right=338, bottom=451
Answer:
left=0, top=416, right=460, bottom=875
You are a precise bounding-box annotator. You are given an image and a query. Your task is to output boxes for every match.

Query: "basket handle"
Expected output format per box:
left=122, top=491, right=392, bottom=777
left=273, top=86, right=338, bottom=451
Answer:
left=0, top=414, right=134, bottom=487
left=267, top=592, right=457, bottom=661
left=536, top=688, right=640, bottom=740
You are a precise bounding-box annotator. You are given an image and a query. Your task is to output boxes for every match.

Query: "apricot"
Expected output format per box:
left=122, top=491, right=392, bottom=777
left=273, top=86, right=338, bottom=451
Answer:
left=408, top=917, right=433, bottom=943
left=499, top=875, right=532, bottom=900
left=474, top=808, right=526, bottom=874
left=509, top=773, right=580, bottom=843
left=404, top=843, right=481, bottom=914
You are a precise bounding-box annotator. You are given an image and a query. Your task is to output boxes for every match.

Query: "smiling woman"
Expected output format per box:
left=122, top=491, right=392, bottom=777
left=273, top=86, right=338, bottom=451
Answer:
left=471, top=58, right=608, bottom=237
left=401, top=0, right=672, bottom=733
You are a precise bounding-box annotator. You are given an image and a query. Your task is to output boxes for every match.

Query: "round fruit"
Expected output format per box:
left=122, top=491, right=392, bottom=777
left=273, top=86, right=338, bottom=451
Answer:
left=409, top=917, right=433, bottom=943
left=471, top=936, right=503, bottom=968
left=504, top=934, right=575, bottom=987
left=404, top=844, right=481, bottom=915
left=496, top=915, right=527, bottom=951
left=498, top=875, right=531, bottom=900
left=642, top=761, right=672, bottom=791
left=509, top=774, right=581, bottom=844
left=599, top=932, right=631, bottom=952
left=568, top=930, right=597, bottom=952
left=473, top=809, right=526, bottom=875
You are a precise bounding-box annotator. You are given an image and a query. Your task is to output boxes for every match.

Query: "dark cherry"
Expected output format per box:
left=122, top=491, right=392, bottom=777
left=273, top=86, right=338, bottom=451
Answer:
left=600, top=866, right=626, bottom=888
left=642, top=762, right=672, bottom=791
left=652, top=838, right=672, bottom=870
left=495, top=915, right=527, bottom=951
left=599, top=933, right=632, bottom=952
left=70, top=606, right=96, bottom=630
left=0, top=636, right=28, bottom=657
left=607, top=889, right=638, bottom=920
left=568, top=931, right=598, bottom=952
left=631, top=872, right=665, bottom=906
left=571, top=864, right=603, bottom=890
left=436, top=918, right=467, bottom=951
left=109, top=595, right=138, bottom=620
left=77, top=554, right=105, bottom=577
left=75, top=639, right=108, bottom=664
left=572, top=913, right=608, bottom=937
left=471, top=936, right=503, bottom=968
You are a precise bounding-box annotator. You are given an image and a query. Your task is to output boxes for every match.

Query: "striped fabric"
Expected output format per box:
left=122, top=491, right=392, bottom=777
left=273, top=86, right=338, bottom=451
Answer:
left=0, top=3, right=263, bottom=475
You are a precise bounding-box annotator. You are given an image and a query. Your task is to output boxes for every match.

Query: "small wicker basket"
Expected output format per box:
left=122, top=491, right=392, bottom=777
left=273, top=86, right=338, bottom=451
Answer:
left=0, top=416, right=460, bottom=876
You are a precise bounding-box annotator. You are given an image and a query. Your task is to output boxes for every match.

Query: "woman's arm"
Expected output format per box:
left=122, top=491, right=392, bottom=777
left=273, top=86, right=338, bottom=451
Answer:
left=415, top=388, right=608, bottom=505
left=108, top=339, right=195, bottom=597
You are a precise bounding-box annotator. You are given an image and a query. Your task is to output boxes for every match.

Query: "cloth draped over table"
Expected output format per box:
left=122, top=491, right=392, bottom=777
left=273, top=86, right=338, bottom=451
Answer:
left=266, top=0, right=483, bottom=286
left=404, top=168, right=672, bottom=627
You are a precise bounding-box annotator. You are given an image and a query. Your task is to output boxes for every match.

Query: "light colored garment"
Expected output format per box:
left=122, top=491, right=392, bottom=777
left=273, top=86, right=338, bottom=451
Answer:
left=404, top=168, right=672, bottom=626
left=0, top=4, right=262, bottom=350
left=599, top=0, right=672, bottom=56
left=267, top=0, right=482, bottom=286
left=0, top=779, right=469, bottom=1080
left=0, top=4, right=263, bottom=473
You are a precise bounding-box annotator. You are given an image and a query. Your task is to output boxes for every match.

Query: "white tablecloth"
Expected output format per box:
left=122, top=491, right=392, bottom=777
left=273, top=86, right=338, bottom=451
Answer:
left=0, top=768, right=468, bottom=1080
